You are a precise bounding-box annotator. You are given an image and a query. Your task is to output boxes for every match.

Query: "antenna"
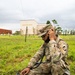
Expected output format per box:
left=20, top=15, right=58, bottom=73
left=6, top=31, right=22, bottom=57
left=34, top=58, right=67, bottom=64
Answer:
left=19, top=0, right=25, bottom=19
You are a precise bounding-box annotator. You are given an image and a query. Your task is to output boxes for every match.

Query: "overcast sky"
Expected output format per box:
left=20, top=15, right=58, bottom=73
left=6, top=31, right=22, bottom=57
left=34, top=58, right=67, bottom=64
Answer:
left=0, top=0, right=75, bottom=32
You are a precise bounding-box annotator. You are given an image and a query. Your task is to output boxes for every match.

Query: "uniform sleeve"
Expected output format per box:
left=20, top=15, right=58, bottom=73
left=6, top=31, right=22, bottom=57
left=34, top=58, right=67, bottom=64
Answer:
left=58, top=40, right=68, bottom=59
left=28, top=44, right=45, bottom=68
left=49, top=40, right=68, bottom=61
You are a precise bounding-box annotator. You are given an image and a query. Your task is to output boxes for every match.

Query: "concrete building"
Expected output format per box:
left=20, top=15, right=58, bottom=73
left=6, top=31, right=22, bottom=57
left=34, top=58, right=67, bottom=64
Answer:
left=20, top=20, right=47, bottom=35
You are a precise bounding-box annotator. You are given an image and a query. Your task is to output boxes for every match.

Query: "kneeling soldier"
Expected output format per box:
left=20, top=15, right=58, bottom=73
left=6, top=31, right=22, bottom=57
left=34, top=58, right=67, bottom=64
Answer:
left=20, top=25, right=70, bottom=75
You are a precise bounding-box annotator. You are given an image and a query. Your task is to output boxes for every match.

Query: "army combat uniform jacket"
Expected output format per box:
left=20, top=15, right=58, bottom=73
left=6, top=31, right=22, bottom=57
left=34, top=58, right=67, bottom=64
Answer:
left=27, top=37, right=70, bottom=75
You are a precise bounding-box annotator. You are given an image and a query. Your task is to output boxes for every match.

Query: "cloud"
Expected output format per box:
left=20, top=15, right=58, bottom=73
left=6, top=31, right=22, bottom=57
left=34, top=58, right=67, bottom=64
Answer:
left=0, top=23, right=20, bottom=33
left=0, top=0, right=75, bottom=32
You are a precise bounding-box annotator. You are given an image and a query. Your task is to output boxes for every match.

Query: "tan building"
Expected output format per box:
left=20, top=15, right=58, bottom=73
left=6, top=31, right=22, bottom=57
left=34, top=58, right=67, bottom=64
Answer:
left=20, top=20, right=47, bottom=35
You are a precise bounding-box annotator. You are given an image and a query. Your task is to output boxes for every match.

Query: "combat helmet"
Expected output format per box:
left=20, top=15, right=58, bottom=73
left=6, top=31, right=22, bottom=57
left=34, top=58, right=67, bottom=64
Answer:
left=38, top=25, right=53, bottom=36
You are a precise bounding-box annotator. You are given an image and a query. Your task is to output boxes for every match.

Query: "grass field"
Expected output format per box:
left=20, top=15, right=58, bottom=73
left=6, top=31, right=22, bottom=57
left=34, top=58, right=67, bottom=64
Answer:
left=0, top=35, right=75, bottom=75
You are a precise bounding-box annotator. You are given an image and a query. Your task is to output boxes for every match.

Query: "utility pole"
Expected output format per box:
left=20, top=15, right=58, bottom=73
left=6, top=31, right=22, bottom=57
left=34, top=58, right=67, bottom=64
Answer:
left=25, top=26, right=28, bottom=42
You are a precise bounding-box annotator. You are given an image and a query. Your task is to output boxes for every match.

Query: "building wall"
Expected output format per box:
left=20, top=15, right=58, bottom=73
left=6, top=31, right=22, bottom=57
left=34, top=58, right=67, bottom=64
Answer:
left=20, top=20, right=47, bottom=35
left=0, top=28, right=12, bottom=34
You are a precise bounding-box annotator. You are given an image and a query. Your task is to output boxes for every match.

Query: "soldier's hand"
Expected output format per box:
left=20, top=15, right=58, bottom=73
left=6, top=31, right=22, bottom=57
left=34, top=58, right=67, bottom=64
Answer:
left=48, top=27, right=56, bottom=40
left=20, top=68, right=30, bottom=75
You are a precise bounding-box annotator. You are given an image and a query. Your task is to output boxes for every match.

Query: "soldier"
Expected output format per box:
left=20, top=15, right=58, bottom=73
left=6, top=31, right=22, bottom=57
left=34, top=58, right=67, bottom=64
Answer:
left=20, top=25, right=70, bottom=75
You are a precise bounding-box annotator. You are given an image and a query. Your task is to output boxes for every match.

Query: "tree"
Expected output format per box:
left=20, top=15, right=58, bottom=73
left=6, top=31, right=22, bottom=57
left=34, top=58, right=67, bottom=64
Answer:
left=13, top=31, right=20, bottom=35
left=46, top=19, right=62, bottom=35
left=52, top=19, right=58, bottom=24
left=46, top=20, right=51, bottom=25
left=70, top=30, right=75, bottom=35
left=52, top=19, right=62, bottom=35
left=55, top=25, right=62, bottom=35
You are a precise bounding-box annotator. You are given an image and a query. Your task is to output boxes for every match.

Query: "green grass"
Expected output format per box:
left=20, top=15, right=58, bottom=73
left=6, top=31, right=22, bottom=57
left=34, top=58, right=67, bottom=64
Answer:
left=61, top=35, right=75, bottom=75
left=0, top=35, right=75, bottom=75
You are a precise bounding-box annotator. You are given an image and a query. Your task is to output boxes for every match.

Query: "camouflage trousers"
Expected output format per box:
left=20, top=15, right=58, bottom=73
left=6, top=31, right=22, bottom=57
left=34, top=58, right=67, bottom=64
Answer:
left=27, top=62, right=51, bottom=75
left=27, top=62, right=70, bottom=75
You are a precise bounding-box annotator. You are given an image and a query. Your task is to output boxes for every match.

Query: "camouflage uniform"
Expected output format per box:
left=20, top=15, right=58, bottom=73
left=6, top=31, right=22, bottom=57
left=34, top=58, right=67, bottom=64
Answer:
left=27, top=25, right=70, bottom=75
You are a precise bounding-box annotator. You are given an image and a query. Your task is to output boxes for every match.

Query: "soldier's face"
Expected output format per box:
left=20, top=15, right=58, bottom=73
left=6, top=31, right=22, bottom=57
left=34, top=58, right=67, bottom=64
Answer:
left=41, top=34, right=48, bottom=41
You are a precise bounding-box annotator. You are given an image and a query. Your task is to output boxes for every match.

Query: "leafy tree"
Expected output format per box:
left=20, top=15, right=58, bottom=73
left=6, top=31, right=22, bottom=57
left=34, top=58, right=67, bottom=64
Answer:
left=13, top=31, right=20, bottom=35
left=64, top=30, right=68, bottom=35
left=52, top=19, right=62, bottom=35
left=46, top=19, right=62, bottom=35
left=52, top=19, right=58, bottom=24
left=70, top=30, right=75, bottom=35
left=46, top=20, right=51, bottom=24
left=55, top=25, right=62, bottom=35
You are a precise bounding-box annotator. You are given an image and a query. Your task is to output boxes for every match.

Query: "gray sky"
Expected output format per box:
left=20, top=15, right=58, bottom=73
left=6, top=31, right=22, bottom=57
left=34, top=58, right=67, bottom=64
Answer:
left=0, top=0, right=75, bottom=32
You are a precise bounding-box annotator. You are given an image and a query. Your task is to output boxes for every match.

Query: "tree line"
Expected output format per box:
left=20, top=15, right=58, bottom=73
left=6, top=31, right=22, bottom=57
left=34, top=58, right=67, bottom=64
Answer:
left=46, top=19, right=75, bottom=35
